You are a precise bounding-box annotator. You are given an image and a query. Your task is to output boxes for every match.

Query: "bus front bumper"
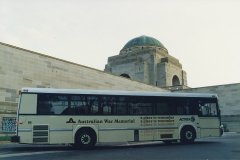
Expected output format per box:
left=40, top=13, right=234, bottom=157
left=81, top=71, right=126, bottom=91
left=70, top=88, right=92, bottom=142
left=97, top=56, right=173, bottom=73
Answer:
left=11, top=136, right=20, bottom=143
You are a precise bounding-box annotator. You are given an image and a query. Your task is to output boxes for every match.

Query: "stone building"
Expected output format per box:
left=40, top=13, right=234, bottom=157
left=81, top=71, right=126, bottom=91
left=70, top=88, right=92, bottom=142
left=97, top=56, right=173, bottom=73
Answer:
left=105, top=35, right=188, bottom=89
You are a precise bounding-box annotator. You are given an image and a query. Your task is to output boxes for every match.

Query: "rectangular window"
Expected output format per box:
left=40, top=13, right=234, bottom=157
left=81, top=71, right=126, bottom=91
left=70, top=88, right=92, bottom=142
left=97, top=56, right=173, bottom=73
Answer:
left=155, top=97, right=176, bottom=115
left=175, top=98, right=197, bottom=115
left=69, top=95, right=89, bottom=115
left=128, top=96, right=153, bottom=115
left=2, top=117, right=16, bottom=132
left=114, top=96, right=127, bottom=115
left=197, top=98, right=218, bottom=117
left=20, top=94, right=37, bottom=114
left=37, top=94, right=68, bottom=115
left=156, top=102, right=169, bottom=115
left=155, top=97, right=197, bottom=115
left=99, top=96, right=128, bottom=115
left=101, top=96, right=114, bottom=115
left=85, top=95, right=99, bottom=115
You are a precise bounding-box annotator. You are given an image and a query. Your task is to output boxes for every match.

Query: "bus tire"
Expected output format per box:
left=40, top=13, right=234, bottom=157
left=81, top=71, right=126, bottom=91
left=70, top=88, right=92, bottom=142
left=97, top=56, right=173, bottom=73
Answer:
left=180, top=126, right=196, bottom=144
left=74, top=128, right=97, bottom=149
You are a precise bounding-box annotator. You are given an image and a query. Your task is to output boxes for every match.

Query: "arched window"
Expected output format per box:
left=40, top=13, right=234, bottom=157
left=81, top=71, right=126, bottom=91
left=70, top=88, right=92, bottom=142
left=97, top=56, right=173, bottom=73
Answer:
left=172, top=75, right=180, bottom=86
left=120, top=73, right=131, bottom=79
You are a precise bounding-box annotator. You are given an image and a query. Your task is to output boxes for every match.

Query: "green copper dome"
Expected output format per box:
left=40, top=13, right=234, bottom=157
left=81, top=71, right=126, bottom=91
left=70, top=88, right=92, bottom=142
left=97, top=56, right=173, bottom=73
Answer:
left=122, top=35, right=166, bottom=50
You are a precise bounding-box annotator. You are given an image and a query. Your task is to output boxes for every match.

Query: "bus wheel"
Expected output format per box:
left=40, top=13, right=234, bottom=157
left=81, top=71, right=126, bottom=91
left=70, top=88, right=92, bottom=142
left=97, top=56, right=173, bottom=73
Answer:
left=75, top=128, right=96, bottom=149
left=180, top=127, right=196, bottom=144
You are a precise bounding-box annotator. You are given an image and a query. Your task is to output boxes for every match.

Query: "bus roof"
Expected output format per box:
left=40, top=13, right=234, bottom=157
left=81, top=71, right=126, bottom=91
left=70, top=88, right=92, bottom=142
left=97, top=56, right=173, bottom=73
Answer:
left=21, top=88, right=218, bottom=98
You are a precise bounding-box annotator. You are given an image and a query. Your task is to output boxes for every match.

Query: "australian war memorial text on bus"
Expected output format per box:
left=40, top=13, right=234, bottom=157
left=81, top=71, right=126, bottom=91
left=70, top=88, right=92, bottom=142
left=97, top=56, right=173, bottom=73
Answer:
left=11, top=88, right=223, bottom=148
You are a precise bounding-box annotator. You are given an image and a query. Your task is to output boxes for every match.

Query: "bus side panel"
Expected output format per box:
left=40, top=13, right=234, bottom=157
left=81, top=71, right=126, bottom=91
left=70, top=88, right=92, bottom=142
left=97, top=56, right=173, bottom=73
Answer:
left=17, top=93, right=37, bottom=144
left=98, top=130, right=134, bottom=143
left=199, top=117, right=221, bottom=137
left=18, top=131, right=33, bottom=144
left=49, top=130, right=73, bottom=144
left=18, top=116, right=74, bottom=144
left=17, top=115, right=33, bottom=144
left=200, top=128, right=220, bottom=137
left=36, top=116, right=73, bottom=144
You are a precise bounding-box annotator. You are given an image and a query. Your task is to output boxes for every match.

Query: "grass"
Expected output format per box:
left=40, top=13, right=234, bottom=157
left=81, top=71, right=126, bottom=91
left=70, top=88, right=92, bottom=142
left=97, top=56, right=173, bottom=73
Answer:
left=0, top=135, right=11, bottom=141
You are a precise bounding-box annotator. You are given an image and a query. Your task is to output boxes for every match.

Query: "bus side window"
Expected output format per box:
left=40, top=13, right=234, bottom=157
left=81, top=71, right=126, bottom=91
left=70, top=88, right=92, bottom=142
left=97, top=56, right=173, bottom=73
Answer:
left=176, top=105, right=184, bottom=115
left=182, top=99, right=194, bottom=115
left=101, top=96, right=112, bottom=115
left=156, top=102, right=169, bottom=115
left=210, top=103, right=217, bottom=116
left=86, top=96, right=99, bottom=115
left=129, top=103, right=139, bottom=115
left=197, top=99, right=218, bottom=117
left=50, top=95, right=68, bottom=115
left=70, top=95, right=88, bottom=115
left=114, top=96, right=127, bottom=115
left=128, top=96, right=153, bottom=115
left=37, top=94, right=53, bottom=115
left=38, top=103, right=53, bottom=115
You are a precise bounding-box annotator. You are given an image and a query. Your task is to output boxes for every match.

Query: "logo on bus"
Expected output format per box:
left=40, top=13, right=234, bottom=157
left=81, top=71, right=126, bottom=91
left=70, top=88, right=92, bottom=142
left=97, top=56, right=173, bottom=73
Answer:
left=66, top=118, right=135, bottom=124
left=66, top=118, right=76, bottom=123
left=179, top=116, right=195, bottom=122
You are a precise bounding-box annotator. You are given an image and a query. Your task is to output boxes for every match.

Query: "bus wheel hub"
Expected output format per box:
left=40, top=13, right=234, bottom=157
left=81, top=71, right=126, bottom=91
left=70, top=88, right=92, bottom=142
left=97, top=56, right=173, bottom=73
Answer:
left=185, top=131, right=193, bottom=139
left=81, top=134, right=91, bottom=144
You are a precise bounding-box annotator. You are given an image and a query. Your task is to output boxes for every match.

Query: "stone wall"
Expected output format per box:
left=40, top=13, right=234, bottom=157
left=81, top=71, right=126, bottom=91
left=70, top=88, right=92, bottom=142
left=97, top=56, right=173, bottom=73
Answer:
left=0, top=42, right=166, bottom=132
left=221, top=115, right=240, bottom=133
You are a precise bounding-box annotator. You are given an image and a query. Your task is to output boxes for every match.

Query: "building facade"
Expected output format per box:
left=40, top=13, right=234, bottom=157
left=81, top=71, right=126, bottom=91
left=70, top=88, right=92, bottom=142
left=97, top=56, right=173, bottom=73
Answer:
left=105, top=36, right=187, bottom=89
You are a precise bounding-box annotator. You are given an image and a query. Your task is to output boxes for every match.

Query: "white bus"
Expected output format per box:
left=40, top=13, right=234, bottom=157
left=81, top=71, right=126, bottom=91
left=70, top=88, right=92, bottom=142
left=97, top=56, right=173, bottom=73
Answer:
left=11, top=88, right=223, bottom=148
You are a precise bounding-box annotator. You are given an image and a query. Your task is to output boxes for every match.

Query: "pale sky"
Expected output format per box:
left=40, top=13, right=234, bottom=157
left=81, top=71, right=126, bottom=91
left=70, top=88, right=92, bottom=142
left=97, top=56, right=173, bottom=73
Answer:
left=0, top=0, right=240, bottom=88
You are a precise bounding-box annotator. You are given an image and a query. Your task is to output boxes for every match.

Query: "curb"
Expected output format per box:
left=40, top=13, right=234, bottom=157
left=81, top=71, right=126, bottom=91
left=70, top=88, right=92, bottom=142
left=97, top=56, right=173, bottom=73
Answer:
left=0, top=141, right=10, bottom=144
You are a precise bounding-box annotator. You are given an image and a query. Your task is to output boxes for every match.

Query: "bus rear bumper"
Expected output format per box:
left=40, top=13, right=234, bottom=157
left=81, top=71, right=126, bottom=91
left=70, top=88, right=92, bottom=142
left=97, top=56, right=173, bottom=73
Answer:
left=11, top=136, right=20, bottom=143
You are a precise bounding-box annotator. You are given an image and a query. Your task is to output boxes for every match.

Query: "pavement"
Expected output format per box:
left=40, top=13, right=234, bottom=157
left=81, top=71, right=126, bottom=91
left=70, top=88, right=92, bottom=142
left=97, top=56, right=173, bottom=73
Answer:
left=0, top=132, right=240, bottom=160
left=0, top=132, right=238, bottom=144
